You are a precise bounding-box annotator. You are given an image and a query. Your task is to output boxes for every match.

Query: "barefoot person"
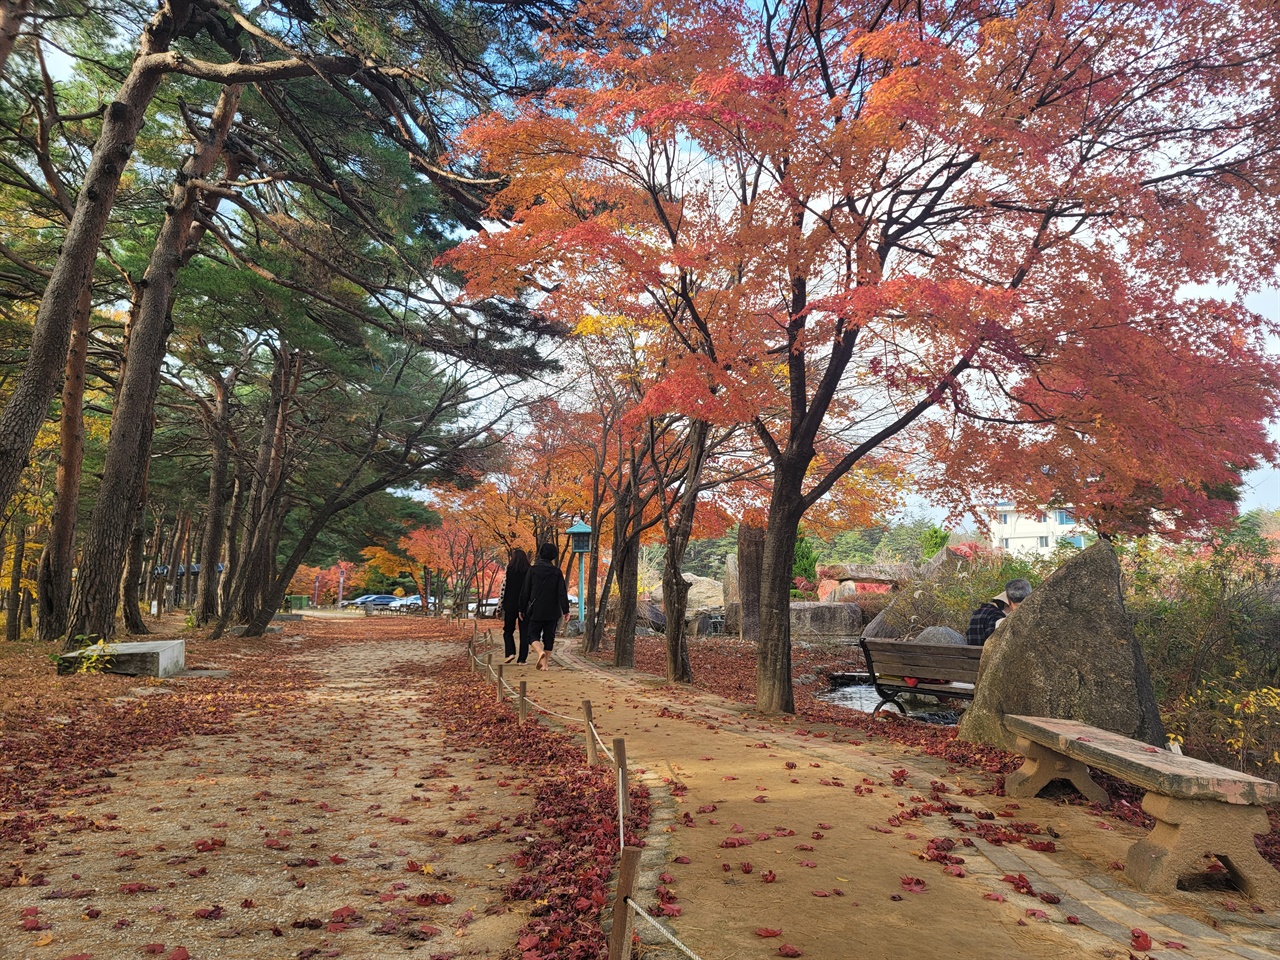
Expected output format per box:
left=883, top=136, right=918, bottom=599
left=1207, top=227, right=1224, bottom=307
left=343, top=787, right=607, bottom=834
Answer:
left=499, top=547, right=531, bottom=664
left=520, top=542, right=571, bottom=670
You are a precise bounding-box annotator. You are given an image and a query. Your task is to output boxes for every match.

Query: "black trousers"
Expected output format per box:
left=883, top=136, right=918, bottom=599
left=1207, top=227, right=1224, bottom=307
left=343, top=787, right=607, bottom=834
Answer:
left=503, top=607, right=530, bottom=660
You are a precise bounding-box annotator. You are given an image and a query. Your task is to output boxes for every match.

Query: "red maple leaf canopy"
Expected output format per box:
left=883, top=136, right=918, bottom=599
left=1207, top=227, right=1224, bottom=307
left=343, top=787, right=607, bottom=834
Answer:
left=446, top=0, right=1280, bottom=709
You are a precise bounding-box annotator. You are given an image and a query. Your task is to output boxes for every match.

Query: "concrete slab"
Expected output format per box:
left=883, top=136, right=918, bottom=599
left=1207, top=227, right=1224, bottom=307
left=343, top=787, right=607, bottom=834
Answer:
left=58, top=640, right=185, bottom=678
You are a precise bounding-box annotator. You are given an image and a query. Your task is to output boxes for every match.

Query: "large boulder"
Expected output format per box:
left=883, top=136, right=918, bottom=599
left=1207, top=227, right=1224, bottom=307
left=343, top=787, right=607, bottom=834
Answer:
left=958, top=541, right=1164, bottom=750
left=790, top=602, right=862, bottom=641
left=653, top=574, right=724, bottom=613
left=913, top=625, right=964, bottom=645
left=816, top=562, right=915, bottom=585
left=861, top=603, right=912, bottom=638
left=816, top=579, right=860, bottom=602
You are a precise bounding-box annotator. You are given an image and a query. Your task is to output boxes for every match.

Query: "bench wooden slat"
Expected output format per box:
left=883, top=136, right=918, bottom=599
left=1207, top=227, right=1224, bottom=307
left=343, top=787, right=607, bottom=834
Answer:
left=859, top=639, right=983, bottom=713
left=1005, top=715, right=1280, bottom=806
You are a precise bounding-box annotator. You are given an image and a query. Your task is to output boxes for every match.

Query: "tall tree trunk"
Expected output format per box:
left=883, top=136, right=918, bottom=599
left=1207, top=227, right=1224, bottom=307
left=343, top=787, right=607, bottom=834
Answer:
left=120, top=497, right=149, bottom=634
left=612, top=485, right=639, bottom=668
left=582, top=502, right=603, bottom=653
left=0, top=0, right=32, bottom=77
left=0, top=0, right=196, bottom=519
left=6, top=525, right=25, bottom=641
left=221, top=463, right=249, bottom=613
left=20, top=587, right=32, bottom=631
left=233, top=350, right=288, bottom=623
left=178, top=516, right=195, bottom=607
left=660, top=420, right=709, bottom=684
left=159, top=515, right=185, bottom=616
left=196, top=380, right=233, bottom=623
left=35, top=285, right=91, bottom=642
left=66, top=82, right=244, bottom=644
left=120, top=437, right=152, bottom=635
left=737, top=523, right=764, bottom=644
left=756, top=462, right=806, bottom=715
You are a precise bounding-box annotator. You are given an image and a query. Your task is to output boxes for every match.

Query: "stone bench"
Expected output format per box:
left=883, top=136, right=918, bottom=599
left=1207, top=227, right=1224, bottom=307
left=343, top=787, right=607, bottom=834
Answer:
left=858, top=639, right=981, bottom=715
left=1004, top=714, right=1280, bottom=900
left=57, top=639, right=186, bottom=679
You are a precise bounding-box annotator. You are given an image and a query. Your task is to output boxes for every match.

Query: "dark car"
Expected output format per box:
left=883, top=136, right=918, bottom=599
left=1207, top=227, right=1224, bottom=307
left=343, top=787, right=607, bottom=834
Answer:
left=340, top=594, right=399, bottom=609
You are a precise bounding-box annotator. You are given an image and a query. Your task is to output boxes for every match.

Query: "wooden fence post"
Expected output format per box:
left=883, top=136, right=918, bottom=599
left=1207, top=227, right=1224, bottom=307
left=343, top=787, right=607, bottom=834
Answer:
left=607, top=846, right=642, bottom=960
left=518, top=681, right=528, bottom=724
left=583, top=700, right=598, bottom=767
left=613, top=737, right=630, bottom=817
left=496, top=663, right=504, bottom=702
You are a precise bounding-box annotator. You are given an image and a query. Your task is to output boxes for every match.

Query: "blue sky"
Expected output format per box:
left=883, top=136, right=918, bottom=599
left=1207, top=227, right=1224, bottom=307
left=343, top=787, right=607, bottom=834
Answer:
left=1235, top=287, right=1280, bottom=514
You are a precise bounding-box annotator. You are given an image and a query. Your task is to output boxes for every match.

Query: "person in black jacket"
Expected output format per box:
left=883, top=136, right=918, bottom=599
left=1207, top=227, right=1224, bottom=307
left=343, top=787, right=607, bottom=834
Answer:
left=499, top=547, right=531, bottom=664
left=519, top=542, right=570, bottom=670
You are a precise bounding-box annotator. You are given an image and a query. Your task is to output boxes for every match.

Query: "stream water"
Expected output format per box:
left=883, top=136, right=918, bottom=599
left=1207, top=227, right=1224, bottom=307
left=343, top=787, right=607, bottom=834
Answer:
left=815, top=679, right=962, bottom=725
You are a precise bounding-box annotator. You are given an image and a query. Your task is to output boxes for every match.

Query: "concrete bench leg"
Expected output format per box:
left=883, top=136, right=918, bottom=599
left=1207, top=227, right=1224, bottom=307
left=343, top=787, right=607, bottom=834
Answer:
left=1126, top=794, right=1280, bottom=901
left=1004, top=737, right=1108, bottom=804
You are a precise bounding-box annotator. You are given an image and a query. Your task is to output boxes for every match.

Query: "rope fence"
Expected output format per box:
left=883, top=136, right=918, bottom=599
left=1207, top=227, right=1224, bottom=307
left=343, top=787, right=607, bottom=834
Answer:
left=464, top=628, right=705, bottom=960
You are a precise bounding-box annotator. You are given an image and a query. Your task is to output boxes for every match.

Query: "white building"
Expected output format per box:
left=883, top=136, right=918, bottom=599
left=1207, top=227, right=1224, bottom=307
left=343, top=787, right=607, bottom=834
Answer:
left=989, top=504, right=1086, bottom=556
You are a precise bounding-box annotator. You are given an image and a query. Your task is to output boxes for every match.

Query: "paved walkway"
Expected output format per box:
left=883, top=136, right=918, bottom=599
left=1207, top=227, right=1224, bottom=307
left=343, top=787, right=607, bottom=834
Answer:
left=467, top=626, right=1280, bottom=960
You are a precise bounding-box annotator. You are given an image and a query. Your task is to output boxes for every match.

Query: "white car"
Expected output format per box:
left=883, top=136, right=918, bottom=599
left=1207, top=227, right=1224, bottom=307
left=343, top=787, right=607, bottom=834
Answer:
left=389, top=596, right=422, bottom=611
left=467, top=599, right=501, bottom=618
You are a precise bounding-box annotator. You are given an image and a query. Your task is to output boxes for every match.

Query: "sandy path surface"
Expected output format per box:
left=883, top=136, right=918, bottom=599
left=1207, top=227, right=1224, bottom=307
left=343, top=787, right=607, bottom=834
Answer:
left=482, top=628, right=1280, bottom=960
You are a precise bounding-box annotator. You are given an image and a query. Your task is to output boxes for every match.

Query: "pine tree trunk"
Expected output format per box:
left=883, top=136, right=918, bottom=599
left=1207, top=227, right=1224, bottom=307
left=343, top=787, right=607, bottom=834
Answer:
left=6, top=525, right=25, bottom=642
left=35, top=285, right=91, bottom=642
left=120, top=500, right=149, bottom=634
left=67, top=82, right=244, bottom=643
left=0, top=1, right=194, bottom=520
left=178, top=517, right=195, bottom=607
left=0, top=0, right=32, bottom=78
left=196, top=381, right=233, bottom=623
left=220, top=464, right=249, bottom=614
left=232, top=351, right=287, bottom=624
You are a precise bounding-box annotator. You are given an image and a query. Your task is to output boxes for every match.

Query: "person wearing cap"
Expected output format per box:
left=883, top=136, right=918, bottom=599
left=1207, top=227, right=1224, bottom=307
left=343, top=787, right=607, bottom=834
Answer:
left=966, top=578, right=1032, bottom=646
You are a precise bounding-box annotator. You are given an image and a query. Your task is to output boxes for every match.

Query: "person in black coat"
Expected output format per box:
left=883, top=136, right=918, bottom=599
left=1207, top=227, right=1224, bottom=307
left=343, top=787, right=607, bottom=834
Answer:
left=519, top=541, right=570, bottom=670
left=499, top=547, right=531, bottom=663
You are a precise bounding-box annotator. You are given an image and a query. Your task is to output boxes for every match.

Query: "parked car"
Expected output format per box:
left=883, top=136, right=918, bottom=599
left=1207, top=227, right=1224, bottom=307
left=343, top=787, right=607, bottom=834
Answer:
left=340, top=594, right=399, bottom=609
left=390, top=596, right=423, bottom=611
left=467, top=599, right=501, bottom=618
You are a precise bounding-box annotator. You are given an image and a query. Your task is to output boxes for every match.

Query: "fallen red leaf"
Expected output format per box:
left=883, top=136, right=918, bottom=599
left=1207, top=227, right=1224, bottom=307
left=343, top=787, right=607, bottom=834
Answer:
left=778, top=945, right=803, bottom=957
left=1131, top=929, right=1153, bottom=951
left=755, top=927, right=782, bottom=937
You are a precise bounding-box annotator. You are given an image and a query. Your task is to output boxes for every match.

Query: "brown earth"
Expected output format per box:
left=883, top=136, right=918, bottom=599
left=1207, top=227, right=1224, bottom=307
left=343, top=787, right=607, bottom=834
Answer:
left=1, top=616, right=1278, bottom=960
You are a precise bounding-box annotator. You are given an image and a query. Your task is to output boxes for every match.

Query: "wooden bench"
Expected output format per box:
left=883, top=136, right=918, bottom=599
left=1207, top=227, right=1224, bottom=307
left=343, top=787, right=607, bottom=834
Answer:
left=858, top=639, right=983, bottom=715
left=1004, top=715, right=1280, bottom=900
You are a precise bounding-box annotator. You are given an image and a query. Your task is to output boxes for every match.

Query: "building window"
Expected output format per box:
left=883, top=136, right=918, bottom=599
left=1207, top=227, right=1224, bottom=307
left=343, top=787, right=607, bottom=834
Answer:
left=1001, top=538, right=1010, bottom=549
left=1055, top=509, right=1074, bottom=525
left=1035, top=512, right=1047, bottom=523
left=1038, top=536, right=1049, bottom=548
left=998, top=512, right=1011, bottom=525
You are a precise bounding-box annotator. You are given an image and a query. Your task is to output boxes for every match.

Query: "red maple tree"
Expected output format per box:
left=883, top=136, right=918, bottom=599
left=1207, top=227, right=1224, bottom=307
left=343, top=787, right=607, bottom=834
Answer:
left=448, top=0, right=1280, bottom=712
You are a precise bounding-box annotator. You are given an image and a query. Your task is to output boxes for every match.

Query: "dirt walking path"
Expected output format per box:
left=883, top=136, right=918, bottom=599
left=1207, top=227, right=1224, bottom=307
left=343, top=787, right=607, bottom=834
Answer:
left=484, top=628, right=1280, bottom=960
left=2, top=617, right=1279, bottom=960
